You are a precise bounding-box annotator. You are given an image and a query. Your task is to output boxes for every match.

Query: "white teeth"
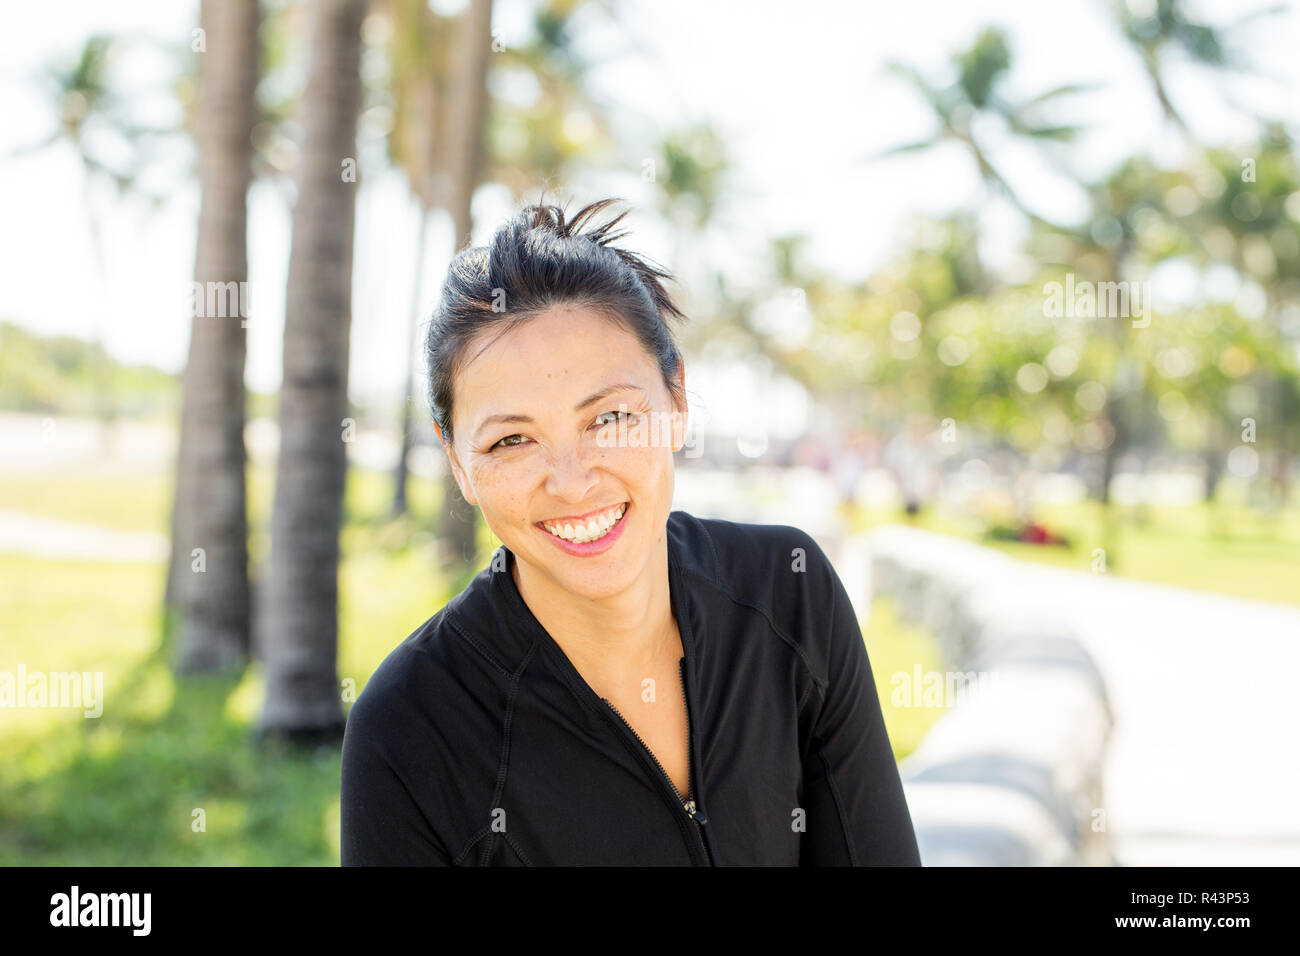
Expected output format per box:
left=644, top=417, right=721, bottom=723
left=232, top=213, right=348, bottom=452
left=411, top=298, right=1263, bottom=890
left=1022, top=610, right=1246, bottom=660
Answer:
left=544, top=503, right=626, bottom=543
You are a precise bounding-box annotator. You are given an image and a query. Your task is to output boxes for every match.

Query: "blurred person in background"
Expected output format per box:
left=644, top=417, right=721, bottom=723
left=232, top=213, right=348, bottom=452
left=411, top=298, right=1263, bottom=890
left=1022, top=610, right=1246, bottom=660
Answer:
left=882, top=413, right=941, bottom=518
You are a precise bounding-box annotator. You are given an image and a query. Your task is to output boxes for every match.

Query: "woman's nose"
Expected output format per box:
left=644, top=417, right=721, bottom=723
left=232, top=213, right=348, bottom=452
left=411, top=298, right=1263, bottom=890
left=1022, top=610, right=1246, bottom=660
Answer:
left=544, top=441, right=599, bottom=501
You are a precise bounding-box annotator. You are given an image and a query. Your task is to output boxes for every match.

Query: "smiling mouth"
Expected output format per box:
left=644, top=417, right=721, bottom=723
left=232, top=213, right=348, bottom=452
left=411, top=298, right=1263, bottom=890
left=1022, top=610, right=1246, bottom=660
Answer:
left=537, top=501, right=629, bottom=544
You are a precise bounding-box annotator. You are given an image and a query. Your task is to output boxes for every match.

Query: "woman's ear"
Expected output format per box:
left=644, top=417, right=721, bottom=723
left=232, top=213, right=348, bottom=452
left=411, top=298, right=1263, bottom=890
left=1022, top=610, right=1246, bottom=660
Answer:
left=446, top=447, right=477, bottom=506
left=435, top=420, right=478, bottom=506
left=670, top=358, right=688, bottom=453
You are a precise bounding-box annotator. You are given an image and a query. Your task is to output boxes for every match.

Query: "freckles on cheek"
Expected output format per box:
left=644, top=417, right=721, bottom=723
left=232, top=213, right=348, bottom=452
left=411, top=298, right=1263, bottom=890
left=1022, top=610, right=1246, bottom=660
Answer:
left=469, top=459, right=531, bottom=524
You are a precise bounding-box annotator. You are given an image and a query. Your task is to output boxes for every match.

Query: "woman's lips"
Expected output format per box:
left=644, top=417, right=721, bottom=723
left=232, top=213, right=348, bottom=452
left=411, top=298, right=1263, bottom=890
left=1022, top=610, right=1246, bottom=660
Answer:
left=538, top=501, right=627, bottom=527
left=535, top=501, right=630, bottom=557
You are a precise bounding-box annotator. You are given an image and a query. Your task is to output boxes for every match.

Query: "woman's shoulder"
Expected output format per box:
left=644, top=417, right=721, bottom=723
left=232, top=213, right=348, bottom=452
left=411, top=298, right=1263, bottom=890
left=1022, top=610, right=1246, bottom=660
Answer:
left=359, top=607, right=451, bottom=690
left=669, top=511, right=859, bottom=687
left=345, top=610, right=453, bottom=732
left=667, top=509, right=843, bottom=642
left=668, top=508, right=830, bottom=582
left=345, top=573, right=508, bottom=739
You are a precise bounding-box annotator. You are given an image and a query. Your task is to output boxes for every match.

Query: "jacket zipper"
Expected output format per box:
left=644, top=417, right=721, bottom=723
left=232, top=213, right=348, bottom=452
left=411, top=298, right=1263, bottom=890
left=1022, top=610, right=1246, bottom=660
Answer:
left=675, top=657, right=707, bottom=826
left=602, top=660, right=709, bottom=831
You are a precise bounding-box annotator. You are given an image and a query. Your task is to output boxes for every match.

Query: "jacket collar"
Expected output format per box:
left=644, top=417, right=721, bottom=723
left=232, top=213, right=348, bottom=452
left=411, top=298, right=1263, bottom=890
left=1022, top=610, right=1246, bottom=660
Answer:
left=463, top=509, right=711, bottom=679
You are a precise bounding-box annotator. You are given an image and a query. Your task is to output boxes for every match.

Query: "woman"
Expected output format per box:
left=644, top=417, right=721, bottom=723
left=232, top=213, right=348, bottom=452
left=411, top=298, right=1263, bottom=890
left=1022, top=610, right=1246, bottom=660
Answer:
left=340, top=196, right=921, bottom=866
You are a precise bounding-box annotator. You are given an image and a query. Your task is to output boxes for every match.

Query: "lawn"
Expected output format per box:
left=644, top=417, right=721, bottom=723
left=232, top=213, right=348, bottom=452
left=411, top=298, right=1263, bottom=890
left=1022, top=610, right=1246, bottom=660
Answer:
left=0, top=537, right=462, bottom=865
left=845, top=493, right=1300, bottom=607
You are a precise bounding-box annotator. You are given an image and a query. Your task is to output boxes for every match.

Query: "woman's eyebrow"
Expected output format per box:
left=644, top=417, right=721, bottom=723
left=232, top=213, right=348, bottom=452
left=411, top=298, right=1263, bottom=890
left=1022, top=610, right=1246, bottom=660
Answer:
left=472, top=384, right=646, bottom=440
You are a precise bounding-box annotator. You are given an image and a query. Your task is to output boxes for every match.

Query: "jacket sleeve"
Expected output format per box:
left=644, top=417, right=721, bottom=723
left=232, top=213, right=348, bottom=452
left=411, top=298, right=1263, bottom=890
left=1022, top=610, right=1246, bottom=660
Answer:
left=340, top=679, right=454, bottom=866
left=798, top=537, right=922, bottom=866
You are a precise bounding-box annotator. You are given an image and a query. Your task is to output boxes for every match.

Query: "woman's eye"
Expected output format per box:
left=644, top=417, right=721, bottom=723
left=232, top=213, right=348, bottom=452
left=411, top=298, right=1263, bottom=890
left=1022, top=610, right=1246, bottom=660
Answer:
left=491, top=434, right=529, bottom=451
left=490, top=411, right=639, bottom=449
left=593, top=409, right=639, bottom=427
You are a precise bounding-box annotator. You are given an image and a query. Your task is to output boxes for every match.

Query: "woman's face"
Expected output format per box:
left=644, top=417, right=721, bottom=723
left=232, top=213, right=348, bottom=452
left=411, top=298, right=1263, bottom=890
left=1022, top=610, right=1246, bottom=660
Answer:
left=443, top=306, right=687, bottom=602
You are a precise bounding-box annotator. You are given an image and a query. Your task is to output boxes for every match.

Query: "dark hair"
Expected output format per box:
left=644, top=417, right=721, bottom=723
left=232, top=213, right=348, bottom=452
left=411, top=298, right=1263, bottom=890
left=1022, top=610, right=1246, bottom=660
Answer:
left=424, top=194, right=687, bottom=445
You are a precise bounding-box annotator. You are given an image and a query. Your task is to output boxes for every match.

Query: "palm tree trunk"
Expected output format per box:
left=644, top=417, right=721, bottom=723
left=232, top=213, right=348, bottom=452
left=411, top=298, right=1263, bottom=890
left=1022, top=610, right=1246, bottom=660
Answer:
left=80, top=172, right=116, bottom=450
left=256, top=0, right=368, bottom=742
left=437, top=0, right=492, bottom=567
left=390, top=201, right=429, bottom=517
left=169, top=0, right=259, bottom=672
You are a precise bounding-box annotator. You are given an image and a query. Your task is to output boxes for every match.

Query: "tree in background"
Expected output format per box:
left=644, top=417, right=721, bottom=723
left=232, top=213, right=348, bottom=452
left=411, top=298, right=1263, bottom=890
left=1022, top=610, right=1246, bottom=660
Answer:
left=878, top=26, right=1090, bottom=248
left=376, top=0, right=494, bottom=565
left=429, top=0, right=494, bottom=566
left=1172, top=132, right=1300, bottom=504
left=382, top=0, right=450, bottom=520
left=257, top=0, right=369, bottom=744
left=1109, top=0, right=1288, bottom=141
left=13, top=35, right=154, bottom=441
left=169, top=0, right=260, bottom=673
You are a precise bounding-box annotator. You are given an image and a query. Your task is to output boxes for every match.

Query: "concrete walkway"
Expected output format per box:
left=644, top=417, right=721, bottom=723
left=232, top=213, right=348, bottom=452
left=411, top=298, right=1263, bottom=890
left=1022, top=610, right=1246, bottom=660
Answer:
left=0, top=509, right=167, bottom=563
left=997, top=563, right=1300, bottom=866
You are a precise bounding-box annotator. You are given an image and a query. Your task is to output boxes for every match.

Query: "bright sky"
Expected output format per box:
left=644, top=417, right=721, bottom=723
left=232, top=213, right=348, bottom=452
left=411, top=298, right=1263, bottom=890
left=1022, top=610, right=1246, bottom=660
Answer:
left=1, top=0, right=1296, bottom=423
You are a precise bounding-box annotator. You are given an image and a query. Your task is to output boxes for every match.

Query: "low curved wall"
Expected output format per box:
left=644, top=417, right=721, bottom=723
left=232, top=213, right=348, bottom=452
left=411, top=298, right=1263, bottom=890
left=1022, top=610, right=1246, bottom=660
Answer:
left=864, top=524, right=1115, bottom=866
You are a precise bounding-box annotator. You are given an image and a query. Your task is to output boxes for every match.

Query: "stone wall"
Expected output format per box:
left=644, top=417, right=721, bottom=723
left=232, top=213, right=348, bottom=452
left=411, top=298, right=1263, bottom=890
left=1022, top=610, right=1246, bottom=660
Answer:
left=864, top=524, right=1114, bottom=866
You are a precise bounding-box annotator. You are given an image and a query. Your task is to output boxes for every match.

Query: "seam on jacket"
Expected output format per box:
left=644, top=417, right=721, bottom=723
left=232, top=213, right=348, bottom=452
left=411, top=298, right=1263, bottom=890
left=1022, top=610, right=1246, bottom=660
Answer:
left=394, top=620, right=518, bottom=865
left=372, top=745, right=452, bottom=862
left=504, top=831, right=535, bottom=866
left=795, top=674, right=815, bottom=715
left=444, top=613, right=514, bottom=678
left=688, top=511, right=722, bottom=577
left=688, top=520, right=832, bottom=682
left=452, top=828, right=490, bottom=866
left=678, top=563, right=828, bottom=699
left=446, top=641, right=538, bottom=866
left=479, top=640, right=539, bottom=865
left=817, top=744, right=859, bottom=865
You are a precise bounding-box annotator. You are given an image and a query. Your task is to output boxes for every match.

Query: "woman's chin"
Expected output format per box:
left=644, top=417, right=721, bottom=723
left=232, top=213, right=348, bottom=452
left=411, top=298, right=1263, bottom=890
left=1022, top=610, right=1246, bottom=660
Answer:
left=520, top=546, right=637, bottom=601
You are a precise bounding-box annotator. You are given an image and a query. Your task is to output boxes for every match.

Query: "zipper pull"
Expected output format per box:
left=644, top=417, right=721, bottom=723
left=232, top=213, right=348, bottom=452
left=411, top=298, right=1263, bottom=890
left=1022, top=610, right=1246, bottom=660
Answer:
left=683, top=799, right=708, bottom=824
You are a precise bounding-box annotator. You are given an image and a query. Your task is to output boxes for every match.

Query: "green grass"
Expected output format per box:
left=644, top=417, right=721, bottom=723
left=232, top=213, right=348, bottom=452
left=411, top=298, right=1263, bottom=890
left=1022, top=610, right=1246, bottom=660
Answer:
left=861, top=596, right=948, bottom=762
left=0, top=473, right=173, bottom=533
left=0, top=533, right=462, bottom=865
left=0, top=460, right=440, bottom=537
left=0, top=455, right=459, bottom=865
left=845, top=496, right=1300, bottom=607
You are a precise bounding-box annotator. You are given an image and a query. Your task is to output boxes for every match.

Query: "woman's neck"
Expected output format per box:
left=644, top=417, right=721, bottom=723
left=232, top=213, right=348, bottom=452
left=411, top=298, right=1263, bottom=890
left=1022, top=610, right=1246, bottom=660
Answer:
left=511, top=542, right=679, bottom=689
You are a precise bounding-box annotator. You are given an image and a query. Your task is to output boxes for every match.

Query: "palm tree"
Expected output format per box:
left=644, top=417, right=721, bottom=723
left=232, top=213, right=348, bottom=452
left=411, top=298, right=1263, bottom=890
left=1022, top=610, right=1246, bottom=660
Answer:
left=429, top=0, right=494, bottom=565
left=383, top=0, right=493, bottom=545
left=1110, top=0, right=1287, bottom=141
left=479, top=0, right=620, bottom=199
left=14, top=36, right=148, bottom=439
left=382, top=0, right=449, bottom=519
left=256, top=0, right=369, bottom=743
left=165, top=0, right=299, bottom=615
left=652, top=122, right=731, bottom=284
left=876, top=27, right=1091, bottom=241
left=1111, top=0, right=1296, bottom=504
left=1178, top=132, right=1300, bottom=505
left=169, top=0, right=261, bottom=673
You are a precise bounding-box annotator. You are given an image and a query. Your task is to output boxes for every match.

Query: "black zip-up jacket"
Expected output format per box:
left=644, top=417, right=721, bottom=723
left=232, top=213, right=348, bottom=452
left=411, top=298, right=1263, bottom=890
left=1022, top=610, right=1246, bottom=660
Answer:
left=340, top=510, right=922, bottom=866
